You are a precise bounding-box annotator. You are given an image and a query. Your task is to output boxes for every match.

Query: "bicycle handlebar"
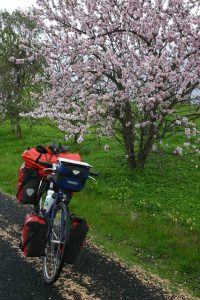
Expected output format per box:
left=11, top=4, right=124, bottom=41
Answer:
left=35, top=154, right=53, bottom=168
left=35, top=154, right=99, bottom=175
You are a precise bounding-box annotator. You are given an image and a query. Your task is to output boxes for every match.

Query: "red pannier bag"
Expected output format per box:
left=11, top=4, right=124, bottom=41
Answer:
left=22, top=146, right=81, bottom=177
left=16, top=164, right=41, bottom=204
left=16, top=163, right=25, bottom=202
left=64, top=217, right=89, bottom=264
left=20, top=214, right=47, bottom=257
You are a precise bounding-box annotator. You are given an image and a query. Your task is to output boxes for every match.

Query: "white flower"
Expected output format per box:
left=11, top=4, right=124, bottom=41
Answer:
left=64, top=135, right=69, bottom=141
left=175, top=120, right=181, bottom=125
left=174, top=146, right=183, bottom=156
left=152, top=144, right=157, bottom=151
left=9, top=56, right=15, bottom=62
left=183, top=142, right=190, bottom=148
left=104, top=144, right=110, bottom=151
left=77, top=135, right=84, bottom=144
left=182, top=117, right=188, bottom=124
left=134, top=123, right=140, bottom=129
left=196, top=149, right=200, bottom=155
left=125, top=122, right=131, bottom=127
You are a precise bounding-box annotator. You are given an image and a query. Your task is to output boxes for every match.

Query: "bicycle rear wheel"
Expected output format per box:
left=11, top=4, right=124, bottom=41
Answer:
left=43, top=201, right=70, bottom=284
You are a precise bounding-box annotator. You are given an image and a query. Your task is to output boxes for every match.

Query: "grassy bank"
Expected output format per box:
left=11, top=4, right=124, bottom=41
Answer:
left=0, top=120, right=200, bottom=296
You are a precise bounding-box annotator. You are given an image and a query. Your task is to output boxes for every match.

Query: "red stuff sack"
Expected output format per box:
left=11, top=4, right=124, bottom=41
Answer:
left=22, top=147, right=81, bottom=177
left=64, top=217, right=89, bottom=264
left=16, top=164, right=41, bottom=205
left=20, top=214, right=47, bottom=257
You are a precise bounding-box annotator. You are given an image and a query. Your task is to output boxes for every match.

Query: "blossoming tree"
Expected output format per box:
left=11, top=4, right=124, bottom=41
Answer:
left=30, top=0, right=199, bottom=167
left=0, top=10, right=44, bottom=137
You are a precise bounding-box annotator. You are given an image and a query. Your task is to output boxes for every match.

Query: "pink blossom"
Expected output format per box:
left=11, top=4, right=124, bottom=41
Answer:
left=15, top=59, right=25, bottom=64
left=22, top=0, right=200, bottom=166
left=185, top=128, right=191, bottom=138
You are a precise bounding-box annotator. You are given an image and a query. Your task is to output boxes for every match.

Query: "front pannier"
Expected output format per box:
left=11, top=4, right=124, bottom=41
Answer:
left=16, top=165, right=41, bottom=204
left=64, top=217, right=89, bottom=264
left=20, top=214, right=47, bottom=257
left=54, top=162, right=90, bottom=192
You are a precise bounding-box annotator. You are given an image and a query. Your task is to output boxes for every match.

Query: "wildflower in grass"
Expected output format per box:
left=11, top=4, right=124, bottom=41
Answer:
left=183, top=142, right=190, bottom=148
left=8, top=56, right=15, bottom=62
left=174, top=146, right=183, bottom=156
left=125, top=122, right=131, bottom=127
left=77, top=135, right=84, bottom=144
left=182, top=117, right=188, bottom=124
left=104, top=144, right=110, bottom=151
left=134, top=124, right=140, bottom=129
left=196, top=149, right=200, bottom=155
left=152, top=144, right=157, bottom=152
left=175, top=120, right=181, bottom=125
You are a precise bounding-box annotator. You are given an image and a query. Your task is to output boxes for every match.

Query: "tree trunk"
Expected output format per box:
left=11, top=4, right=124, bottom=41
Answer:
left=10, top=115, right=15, bottom=133
left=16, top=117, right=22, bottom=139
left=137, top=153, right=148, bottom=169
left=120, top=102, right=137, bottom=168
left=137, top=125, right=155, bottom=168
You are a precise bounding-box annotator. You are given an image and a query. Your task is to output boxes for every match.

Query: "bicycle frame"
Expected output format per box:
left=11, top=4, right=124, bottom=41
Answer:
left=34, top=177, right=71, bottom=245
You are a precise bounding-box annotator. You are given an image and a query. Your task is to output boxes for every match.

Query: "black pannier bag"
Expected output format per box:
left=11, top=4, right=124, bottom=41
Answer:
left=20, top=214, right=47, bottom=257
left=16, top=165, right=41, bottom=204
left=64, top=217, right=89, bottom=264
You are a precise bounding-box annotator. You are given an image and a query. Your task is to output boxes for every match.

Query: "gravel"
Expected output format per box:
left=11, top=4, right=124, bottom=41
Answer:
left=0, top=192, right=197, bottom=300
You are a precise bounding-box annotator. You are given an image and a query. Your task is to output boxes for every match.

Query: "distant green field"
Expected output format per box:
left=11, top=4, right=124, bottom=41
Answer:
left=0, top=119, right=200, bottom=297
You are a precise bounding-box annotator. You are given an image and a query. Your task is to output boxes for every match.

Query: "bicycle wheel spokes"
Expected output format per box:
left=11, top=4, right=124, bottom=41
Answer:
left=43, top=202, right=70, bottom=284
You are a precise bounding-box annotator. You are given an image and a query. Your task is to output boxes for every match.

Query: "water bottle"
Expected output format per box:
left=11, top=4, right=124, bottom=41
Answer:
left=44, top=183, right=54, bottom=212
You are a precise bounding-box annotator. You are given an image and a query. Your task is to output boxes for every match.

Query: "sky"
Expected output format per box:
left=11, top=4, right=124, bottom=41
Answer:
left=0, top=0, right=36, bottom=12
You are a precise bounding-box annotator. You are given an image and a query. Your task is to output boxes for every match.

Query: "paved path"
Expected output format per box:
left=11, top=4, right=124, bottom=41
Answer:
left=0, top=192, right=194, bottom=300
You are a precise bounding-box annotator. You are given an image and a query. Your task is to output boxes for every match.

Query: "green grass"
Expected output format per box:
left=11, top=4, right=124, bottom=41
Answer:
left=0, top=119, right=200, bottom=296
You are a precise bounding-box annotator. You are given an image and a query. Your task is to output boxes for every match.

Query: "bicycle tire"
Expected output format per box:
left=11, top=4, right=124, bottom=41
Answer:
left=43, top=201, right=70, bottom=284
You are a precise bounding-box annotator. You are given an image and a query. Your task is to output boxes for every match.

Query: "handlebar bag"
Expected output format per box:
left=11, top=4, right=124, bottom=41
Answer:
left=55, top=162, right=90, bottom=192
left=64, top=217, right=89, bottom=264
left=20, top=214, right=47, bottom=257
left=16, top=165, right=41, bottom=205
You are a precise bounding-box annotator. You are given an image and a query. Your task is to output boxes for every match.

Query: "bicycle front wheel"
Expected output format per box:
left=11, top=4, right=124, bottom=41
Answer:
left=43, top=201, right=70, bottom=284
